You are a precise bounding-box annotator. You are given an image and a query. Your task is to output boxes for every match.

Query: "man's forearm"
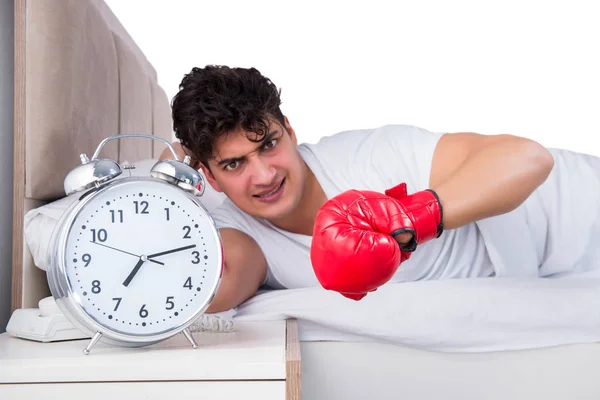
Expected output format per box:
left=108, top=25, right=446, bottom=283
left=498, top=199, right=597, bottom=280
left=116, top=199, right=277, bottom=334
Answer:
left=431, top=137, right=554, bottom=230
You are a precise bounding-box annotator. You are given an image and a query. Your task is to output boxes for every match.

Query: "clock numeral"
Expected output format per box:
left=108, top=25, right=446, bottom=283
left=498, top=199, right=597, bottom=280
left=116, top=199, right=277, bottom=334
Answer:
left=164, top=208, right=170, bottom=221
left=165, top=296, right=175, bottom=310
left=134, top=200, right=149, bottom=214
left=139, top=304, right=148, bottom=318
left=110, top=209, right=124, bottom=223
left=113, top=297, right=122, bottom=311
left=91, top=228, right=108, bottom=243
left=191, top=251, right=200, bottom=264
left=91, top=280, right=101, bottom=294
left=182, top=226, right=192, bottom=239
left=183, top=277, right=193, bottom=290
left=82, top=253, right=92, bottom=267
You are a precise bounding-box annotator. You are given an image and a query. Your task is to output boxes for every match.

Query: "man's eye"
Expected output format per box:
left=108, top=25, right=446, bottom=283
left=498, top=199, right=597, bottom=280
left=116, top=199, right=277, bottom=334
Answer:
left=263, top=139, right=277, bottom=150
left=224, top=161, right=239, bottom=171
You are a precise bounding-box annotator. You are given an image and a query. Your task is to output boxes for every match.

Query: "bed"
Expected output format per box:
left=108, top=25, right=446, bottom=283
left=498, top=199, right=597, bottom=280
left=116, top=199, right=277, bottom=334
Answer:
left=10, top=1, right=600, bottom=399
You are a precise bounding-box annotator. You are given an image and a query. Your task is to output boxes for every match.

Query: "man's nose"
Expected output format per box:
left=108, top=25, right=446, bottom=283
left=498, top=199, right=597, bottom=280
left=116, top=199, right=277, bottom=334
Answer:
left=250, top=157, right=276, bottom=185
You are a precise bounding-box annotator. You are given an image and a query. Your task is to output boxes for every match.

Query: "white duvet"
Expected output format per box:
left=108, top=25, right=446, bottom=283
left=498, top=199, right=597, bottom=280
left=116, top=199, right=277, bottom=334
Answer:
left=235, top=270, right=600, bottom=352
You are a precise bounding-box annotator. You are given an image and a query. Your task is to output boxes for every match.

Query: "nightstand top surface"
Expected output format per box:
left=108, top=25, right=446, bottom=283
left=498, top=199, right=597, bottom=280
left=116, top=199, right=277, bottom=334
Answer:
left=0, top=320, right=286, bottom=383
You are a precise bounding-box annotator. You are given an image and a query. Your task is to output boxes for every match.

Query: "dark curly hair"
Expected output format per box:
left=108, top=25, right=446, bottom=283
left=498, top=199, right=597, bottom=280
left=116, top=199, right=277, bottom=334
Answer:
left=171, top=65, right=285, bottom=168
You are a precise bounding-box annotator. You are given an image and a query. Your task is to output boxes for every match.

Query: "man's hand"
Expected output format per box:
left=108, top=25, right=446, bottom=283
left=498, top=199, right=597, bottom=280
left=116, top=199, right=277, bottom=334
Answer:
left=394, top=232, right=415, bottom=246
left=310, top=182, right=443, bottom=301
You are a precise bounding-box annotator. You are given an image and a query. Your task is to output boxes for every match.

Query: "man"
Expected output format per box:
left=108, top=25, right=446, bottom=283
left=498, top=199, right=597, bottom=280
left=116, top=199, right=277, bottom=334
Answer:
left=160, top=65, right=557, bottom=312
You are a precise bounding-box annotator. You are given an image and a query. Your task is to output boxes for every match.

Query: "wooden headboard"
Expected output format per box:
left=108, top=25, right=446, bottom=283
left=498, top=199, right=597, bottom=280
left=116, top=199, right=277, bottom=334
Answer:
left=12, top=0, right=174, bottom=311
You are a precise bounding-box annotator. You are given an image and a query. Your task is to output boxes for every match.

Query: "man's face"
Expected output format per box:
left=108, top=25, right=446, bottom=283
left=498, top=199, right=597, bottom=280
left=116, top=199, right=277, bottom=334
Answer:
left=201, top=117, right=306, bottom=221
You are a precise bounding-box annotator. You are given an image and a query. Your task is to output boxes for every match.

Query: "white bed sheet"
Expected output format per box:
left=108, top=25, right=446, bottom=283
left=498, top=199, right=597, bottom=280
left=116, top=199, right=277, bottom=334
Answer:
left=235, top=269, right=600, bottom=353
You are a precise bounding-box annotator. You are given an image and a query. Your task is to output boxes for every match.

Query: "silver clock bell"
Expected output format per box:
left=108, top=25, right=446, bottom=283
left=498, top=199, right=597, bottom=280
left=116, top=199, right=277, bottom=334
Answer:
left=63, top=133, right=204, bottom=196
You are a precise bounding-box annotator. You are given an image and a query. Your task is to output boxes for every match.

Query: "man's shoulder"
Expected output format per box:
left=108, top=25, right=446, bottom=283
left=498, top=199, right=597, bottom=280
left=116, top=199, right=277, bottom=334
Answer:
left=304, top=124, right=434, bottom=147
left=211, top=198, right=252, bottom=228
left=212, top=197, right=251, bottom=220
left=299, top=124, right=441, bottom=159
left=297, top=124, right=446, bottom=193
left=211, top=197, right=274, bottom=234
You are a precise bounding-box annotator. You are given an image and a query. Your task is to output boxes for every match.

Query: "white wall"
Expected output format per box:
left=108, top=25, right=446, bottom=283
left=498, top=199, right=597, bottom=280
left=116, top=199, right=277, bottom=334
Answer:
left=0, top=0, right=14, bottom=332
left=105, top=0, right=600, bottom=156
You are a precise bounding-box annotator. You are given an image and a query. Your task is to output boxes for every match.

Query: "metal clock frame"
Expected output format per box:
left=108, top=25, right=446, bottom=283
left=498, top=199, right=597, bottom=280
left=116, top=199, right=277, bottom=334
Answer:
left=46, top=134, right=224, bottom=355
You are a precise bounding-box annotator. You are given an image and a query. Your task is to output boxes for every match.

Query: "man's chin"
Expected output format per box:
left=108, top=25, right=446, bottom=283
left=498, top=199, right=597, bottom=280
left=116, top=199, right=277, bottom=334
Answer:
left=259, top=208, right=291, bottom=222
left=250, top=199, right=293, bottom=221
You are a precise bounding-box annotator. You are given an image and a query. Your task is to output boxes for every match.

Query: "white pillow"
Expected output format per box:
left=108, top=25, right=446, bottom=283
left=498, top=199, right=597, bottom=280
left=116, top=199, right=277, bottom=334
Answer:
left=24, top=158, right=226, bottom=272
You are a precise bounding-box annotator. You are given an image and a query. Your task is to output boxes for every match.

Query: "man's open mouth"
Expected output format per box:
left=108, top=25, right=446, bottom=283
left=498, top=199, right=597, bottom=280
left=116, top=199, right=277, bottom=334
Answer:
left=253, top=178, right=285, bottom=198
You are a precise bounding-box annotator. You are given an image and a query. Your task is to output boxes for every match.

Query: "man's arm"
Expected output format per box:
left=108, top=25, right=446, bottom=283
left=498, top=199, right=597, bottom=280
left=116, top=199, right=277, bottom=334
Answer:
left=158, top=142, right=267, bottom=312
left=205, top=228, right=267, bottom=313
left=429, top=132, right=555, bottom=230
left=309, top=131, right=554, bottom=299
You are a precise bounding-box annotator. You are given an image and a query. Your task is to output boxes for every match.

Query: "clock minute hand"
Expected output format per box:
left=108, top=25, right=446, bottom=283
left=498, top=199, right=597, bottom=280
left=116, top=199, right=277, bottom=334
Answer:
left=89, top=241, right=164, bottom=266
left=147, top=244, right=197, bottom=259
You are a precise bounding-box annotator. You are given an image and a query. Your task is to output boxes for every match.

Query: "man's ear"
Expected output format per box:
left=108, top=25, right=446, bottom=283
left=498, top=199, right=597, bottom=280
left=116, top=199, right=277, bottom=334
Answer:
left=284, top=115, right=298, bottom=146
left=200, top=163, right=223, bottom=193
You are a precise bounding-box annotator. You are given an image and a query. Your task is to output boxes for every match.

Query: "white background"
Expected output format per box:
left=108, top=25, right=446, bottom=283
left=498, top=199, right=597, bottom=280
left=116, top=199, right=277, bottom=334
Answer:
left=106, top=0, right=600, bottom=155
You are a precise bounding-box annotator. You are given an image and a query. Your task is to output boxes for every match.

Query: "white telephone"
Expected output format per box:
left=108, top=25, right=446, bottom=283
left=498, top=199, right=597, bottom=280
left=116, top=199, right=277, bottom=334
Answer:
left=6, top=296, right=89, bottom=342
left=6, top=296, right=236, bottom=342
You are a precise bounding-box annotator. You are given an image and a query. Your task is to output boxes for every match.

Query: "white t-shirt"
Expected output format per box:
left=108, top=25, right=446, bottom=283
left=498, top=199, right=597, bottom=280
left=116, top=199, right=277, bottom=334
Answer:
left=210, top=124, right=495, bottom=289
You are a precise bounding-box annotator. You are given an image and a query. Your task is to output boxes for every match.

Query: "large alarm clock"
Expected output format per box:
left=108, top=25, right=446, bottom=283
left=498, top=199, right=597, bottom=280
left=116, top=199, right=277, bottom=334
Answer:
left=46, top=134, right=223, bottom=355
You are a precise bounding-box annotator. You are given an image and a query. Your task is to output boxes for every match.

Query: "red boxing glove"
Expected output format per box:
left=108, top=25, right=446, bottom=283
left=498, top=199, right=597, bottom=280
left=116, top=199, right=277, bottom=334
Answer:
left=310, top=183, right=443, bottom=300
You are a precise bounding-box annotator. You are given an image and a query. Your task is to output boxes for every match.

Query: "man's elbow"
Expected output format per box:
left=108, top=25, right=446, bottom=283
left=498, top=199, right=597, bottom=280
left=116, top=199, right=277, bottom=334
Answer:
left=523, top=138, right=555, bottom=184
left=497, top=136, right=555, bottom=214
left=204, top=297, right=234, bottom=314
left=204, top=289, right=243, bottom=314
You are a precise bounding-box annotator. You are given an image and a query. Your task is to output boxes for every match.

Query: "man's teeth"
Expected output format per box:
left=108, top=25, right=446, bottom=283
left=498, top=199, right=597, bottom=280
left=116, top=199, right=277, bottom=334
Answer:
left=258, top=184, right=280, bottom=197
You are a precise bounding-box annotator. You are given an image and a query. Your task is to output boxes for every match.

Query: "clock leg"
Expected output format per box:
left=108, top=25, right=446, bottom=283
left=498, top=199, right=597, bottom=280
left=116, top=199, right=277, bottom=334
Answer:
left=83, top=331, right=103, bottom=355
left=182, top=328, right=198, bottom=349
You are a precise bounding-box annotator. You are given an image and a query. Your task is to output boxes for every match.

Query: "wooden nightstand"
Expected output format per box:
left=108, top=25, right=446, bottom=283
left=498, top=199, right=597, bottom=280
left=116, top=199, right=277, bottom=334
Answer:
left=0, top=319, right=301, bottom=399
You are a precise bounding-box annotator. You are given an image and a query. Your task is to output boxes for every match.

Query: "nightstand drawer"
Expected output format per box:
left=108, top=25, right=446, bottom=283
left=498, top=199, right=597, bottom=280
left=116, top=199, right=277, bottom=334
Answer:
left=0, top=380, right=286, bottom=399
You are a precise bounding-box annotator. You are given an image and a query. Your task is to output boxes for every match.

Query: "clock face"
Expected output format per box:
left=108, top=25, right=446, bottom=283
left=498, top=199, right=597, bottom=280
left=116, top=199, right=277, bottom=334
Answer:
left=62, top=178, right=222, bottom=337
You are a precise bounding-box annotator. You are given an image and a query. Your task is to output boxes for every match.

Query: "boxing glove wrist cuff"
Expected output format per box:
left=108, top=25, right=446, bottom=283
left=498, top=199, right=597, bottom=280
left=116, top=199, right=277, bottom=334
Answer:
left=424, top=189, right=444, bottom=237
left=385, top=184, right=444, bottom=251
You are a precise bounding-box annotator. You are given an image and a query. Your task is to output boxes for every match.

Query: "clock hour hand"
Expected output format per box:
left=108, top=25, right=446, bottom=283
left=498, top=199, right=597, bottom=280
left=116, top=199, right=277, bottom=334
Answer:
left=147, top=244, right=197, bottom=259
left=89, top=241, right=164, bottom=265
left=123, top=257, right=146, bottom=287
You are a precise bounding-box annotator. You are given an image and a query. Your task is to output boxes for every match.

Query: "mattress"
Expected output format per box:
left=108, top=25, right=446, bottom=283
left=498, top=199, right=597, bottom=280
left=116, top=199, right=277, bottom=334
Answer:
left=300, top=340, right=600, bottom=400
